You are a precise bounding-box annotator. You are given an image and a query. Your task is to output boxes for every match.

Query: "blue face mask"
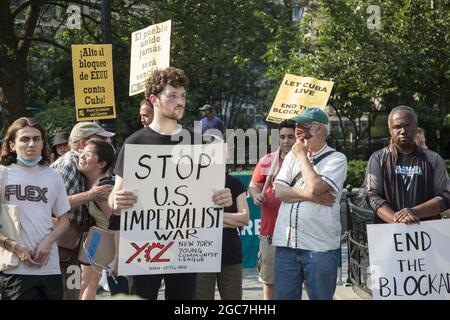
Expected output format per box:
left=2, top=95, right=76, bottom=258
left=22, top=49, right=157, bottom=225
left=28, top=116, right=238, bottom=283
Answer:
left=16, top=155, right=43, bottom=167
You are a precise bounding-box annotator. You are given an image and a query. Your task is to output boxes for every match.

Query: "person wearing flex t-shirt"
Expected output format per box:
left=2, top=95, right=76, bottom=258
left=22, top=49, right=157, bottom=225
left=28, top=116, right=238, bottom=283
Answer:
left=272, top=108, right=347, bottom=300
left=0, top=117, right=70, bottom=300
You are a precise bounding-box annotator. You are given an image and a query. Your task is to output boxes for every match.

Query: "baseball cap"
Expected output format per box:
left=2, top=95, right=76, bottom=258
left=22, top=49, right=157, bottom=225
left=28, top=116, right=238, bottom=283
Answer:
left=51, top=132, right=69, bottom=148
left=199, top=104, right=212, bottom=111
left=290, top=108, right=329, bottom=125
left=69, top=122, right=115, bottom=143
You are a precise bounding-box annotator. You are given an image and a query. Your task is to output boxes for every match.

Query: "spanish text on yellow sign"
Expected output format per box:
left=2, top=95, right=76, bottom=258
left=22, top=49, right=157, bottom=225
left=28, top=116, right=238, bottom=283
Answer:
left=129, top=20, right=171, bottom=96
left=266, top=74, right=334, bottom=124
left=72, top=44, right=116, bottom=121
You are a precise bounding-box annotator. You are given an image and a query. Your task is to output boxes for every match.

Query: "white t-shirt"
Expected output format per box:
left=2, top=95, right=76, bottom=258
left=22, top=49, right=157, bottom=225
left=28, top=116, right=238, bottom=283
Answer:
left=272, top=145, right=347, bottom=251
left=3, top=164, right=70, bottom=275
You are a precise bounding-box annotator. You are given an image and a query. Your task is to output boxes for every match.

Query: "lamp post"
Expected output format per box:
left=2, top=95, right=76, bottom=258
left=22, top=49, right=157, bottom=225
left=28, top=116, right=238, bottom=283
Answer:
left=101, top=0, right=111, bottom=44
left=99, top=0, right=116, bottom=135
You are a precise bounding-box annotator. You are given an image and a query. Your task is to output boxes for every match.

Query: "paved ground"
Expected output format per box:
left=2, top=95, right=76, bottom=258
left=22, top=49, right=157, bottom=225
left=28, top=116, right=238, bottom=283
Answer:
left=239, top=241, right=369, bottom=300
left=98, top=241, right=371, bottom=300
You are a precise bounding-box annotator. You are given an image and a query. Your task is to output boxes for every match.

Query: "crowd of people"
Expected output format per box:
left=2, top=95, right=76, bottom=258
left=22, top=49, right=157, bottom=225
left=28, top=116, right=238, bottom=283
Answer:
left=0, top=67, right=449, bottom=300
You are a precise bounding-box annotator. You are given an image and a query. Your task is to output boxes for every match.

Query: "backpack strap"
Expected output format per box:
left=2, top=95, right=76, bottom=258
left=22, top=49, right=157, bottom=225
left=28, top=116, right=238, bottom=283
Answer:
left=312, top=150, right=336, bottom=166
left=289, top=150, right=336, bottom=187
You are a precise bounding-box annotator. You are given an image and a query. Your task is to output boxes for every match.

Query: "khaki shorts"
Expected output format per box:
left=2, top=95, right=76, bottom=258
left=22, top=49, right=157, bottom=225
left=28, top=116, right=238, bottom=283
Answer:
left=257, top=236, right=275, bottom=285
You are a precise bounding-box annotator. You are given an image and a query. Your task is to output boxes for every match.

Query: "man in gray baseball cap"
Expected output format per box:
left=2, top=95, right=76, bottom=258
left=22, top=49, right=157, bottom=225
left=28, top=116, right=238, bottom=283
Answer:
left=51, top=121, right=114, bottom=300
left=69, top=122, right=115, bottom=145
left=199, top=104, right=225, bottom=134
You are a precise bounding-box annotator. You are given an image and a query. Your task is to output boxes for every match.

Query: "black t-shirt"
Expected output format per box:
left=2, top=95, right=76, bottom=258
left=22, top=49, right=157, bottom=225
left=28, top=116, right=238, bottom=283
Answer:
left=110, top=126, right=207, bottom=231
left=114, top=126, right=200, bottom=178
left=109, top=213, right=120, bottom=231
left=92, top=176, right=114, bottom=213
left=221, top=174, right=247, bottom=265
left=396, top=153, right=418, bottom=196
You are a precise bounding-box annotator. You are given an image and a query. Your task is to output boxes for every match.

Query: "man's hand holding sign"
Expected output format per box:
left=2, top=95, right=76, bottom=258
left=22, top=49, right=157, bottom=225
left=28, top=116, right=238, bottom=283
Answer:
left=112, top=143, right=229, bottom=276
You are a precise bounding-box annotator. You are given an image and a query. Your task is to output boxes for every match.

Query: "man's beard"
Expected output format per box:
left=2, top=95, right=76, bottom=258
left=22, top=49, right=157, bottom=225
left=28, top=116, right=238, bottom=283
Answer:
left=166, top=109, right=184, bottom=120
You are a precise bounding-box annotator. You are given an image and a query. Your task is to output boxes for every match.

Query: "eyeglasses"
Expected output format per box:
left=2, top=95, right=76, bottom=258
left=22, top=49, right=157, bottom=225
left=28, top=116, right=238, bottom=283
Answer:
left=391, top=123, right=414, bottom=132
left=295, top=123, right=320, bottom=130
left=79, top=150, right=96, bottom=158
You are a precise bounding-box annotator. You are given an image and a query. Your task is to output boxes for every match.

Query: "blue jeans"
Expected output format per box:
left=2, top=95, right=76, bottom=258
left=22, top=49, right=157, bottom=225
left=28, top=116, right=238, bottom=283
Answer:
left=274, top=246, right=338, bottom=300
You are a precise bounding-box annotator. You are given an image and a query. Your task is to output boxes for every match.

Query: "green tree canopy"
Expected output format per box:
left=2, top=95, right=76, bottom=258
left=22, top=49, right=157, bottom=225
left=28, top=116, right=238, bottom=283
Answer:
left=2, top=0, right=288, bottom=141
left=264, top=0, right=450, bottom=158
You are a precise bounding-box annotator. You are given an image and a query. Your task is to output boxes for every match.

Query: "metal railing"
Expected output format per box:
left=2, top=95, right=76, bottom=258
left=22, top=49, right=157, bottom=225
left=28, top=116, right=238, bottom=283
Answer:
left=345, top=187, right=375, bottom=298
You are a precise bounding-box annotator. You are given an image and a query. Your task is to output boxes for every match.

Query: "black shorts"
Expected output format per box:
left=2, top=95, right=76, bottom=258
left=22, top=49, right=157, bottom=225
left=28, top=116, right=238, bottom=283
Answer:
left=0, top=273, right=63, bottom=300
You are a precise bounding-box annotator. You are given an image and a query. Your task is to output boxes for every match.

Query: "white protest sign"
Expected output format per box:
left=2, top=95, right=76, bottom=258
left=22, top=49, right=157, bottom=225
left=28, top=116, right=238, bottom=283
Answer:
left=129, top=20, right=171, bottom=96
left=367, top=219, right=450, bottom=300
left=118, top=143, right=226, bottom=275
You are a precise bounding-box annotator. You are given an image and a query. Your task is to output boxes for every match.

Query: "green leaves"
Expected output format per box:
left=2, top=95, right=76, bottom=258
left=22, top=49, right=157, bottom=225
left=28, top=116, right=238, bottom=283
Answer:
left=264, top=0, right=449, bottom=158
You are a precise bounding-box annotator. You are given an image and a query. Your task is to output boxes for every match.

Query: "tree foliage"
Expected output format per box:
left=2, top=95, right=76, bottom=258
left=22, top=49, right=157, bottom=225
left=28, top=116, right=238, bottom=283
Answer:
left=0, top=0, right=42, bottom=130
left=34, top=105, right=76, bottom=140
left=2, top=0, right=287, bottom=141
left=264, top=0, right=450, bottom=158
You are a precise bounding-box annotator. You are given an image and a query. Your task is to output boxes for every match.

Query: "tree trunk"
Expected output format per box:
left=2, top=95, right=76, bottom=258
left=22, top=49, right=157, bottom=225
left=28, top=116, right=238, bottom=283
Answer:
left=0, top=0, right=42, bottom=133
left=0, top=60, right=27, bottom=132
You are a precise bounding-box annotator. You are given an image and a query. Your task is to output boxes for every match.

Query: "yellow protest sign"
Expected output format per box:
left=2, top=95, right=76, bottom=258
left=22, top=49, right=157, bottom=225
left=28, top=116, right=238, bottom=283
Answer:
left=129, top=20, right=171, bottom=96
left=266, top=74, right=334, bottom=124
left=72, top=44, right=116, bottom=121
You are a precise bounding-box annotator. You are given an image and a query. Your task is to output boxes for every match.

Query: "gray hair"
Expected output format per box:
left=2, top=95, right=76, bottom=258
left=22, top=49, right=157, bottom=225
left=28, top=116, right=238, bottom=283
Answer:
left=311, top=121, right=331, bottom=137
left=323, top=122, right=331, bottom=137
left=388, top=105, right=417, bottom=128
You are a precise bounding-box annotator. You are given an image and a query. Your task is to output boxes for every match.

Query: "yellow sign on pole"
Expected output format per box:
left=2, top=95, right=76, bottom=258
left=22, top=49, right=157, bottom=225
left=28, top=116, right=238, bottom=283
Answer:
left=72, top=44, right=116, bottom=121
left=129, top=20, right=171, bottom=96
left=266, top=74, right=334, bottom=124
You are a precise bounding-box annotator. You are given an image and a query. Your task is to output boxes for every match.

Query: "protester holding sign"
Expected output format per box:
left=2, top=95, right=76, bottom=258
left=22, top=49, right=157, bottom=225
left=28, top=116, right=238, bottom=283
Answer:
left=248, top=119, right=296, bottom=300
left=51, top=122, right=115, bottom=300
left=273, top=108, right=347, bottom=300
left=365, top=105, right=450, bottom=224
left=195, top=173, right=249, bottom=300
left=108, top=67, right=232, bottom=300
left=0, top=118, right=70, bottom=300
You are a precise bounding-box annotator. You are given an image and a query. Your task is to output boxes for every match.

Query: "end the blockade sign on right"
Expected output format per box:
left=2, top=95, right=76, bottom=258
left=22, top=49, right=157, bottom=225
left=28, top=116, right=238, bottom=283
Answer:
left=367, top=219, right=450, bottom=300
left=266, top=73, right=334, bottom=124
